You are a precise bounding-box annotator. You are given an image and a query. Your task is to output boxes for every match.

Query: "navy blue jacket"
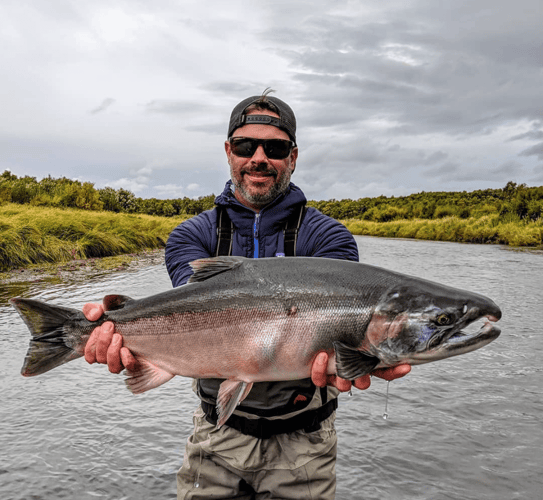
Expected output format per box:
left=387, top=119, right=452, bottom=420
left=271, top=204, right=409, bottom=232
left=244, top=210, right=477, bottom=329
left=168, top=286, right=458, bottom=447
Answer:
left=165, top=181, right=359, bottom=418
left=166, top=181, right=358, bottom=286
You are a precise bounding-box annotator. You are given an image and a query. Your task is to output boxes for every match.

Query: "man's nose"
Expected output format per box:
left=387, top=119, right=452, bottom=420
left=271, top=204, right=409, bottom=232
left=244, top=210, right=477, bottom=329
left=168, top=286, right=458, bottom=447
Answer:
left=251, top=144, right=269, bottom=161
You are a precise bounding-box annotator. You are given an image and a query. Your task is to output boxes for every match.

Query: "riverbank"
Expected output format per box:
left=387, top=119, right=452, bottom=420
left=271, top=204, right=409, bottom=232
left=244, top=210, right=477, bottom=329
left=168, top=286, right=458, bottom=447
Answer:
left=341, top=216, right=543, bottom=247
left=1, top=203, right=542, bottom=276
left=0, top=203, right=184, bottom=273
left=0, top=248, right=166, bottom=285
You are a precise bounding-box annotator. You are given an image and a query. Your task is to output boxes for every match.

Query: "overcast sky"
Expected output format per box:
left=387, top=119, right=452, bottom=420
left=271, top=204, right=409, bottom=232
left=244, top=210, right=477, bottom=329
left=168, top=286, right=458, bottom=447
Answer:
left=1, top=0, right=542, bottom=201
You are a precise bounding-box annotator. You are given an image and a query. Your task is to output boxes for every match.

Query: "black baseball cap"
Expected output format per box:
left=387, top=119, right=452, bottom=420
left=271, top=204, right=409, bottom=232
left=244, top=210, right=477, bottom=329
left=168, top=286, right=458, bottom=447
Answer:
left=227, top=93, right=297, bottom=144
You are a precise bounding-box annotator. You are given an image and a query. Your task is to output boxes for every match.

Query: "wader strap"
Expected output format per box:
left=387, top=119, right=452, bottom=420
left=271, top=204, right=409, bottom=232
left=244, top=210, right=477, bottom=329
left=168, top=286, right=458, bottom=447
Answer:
left=214, top=203, right=307, bottom=257
left=215, top=206, right=234, bottom=257
left=283, top=204, right=307, bottom=257
left=201, top=398, right=338, bottom=439
left=320, top=386, right=328, bottom=405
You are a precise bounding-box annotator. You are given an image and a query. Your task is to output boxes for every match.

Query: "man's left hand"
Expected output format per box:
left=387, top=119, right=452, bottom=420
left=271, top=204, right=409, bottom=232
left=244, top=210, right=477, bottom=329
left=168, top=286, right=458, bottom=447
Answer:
left=311, top=351, right=411, bottom=391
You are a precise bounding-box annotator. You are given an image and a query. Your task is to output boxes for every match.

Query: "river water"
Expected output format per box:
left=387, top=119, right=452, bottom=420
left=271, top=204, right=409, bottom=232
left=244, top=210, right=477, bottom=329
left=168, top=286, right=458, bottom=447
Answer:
left=0, top=236, right=541, bottom=500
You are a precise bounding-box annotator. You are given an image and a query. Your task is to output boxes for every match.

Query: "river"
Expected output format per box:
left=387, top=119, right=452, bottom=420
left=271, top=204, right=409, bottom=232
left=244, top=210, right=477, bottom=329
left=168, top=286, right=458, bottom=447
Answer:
left=0, top=236, right=541, bottom=500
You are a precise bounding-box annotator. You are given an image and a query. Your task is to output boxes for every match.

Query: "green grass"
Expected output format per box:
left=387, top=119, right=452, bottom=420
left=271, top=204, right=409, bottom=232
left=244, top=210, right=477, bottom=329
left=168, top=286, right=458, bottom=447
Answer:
left=2, top=204, right=541, bottom=273
left=342, top=215, right=543, bottom=247
left=0, top=204, right=187, bottom=272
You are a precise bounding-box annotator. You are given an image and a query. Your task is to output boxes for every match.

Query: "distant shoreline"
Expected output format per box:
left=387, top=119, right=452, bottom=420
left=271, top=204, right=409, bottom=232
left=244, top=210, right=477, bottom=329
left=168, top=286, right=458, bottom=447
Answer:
left=1, top=249, right=165, bottom=285
left=3, top=234, right=543, bottom=287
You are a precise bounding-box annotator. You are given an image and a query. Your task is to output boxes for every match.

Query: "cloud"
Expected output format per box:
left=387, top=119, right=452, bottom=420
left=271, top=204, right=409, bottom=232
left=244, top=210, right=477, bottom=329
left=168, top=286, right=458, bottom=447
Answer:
left=492, top=160, right=524, bottom=177
left=145, top=100, right=201, bottom=115
left=519, top=142, right=543, bottom=160
left=90, top=98, right=116, bottom=114
left=103, top=166, right=153, bottom=194
left=422, top=151, right=448, bottom=165
left=530, top=165, right=543, bottom=182
left=425, top=162, right=461, bottom=178
left=508, top=129, right=543, bottom=142
left=1, top=0, right=541, bottom=201
left=106, top=177, right=149, bottom=194
left=155, top=183, right=185, bottom=197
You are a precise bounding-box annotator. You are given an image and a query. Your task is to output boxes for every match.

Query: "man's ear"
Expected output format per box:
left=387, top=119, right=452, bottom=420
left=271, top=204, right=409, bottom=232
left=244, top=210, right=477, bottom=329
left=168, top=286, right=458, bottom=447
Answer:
left=290, top=147, right=298, bottom=173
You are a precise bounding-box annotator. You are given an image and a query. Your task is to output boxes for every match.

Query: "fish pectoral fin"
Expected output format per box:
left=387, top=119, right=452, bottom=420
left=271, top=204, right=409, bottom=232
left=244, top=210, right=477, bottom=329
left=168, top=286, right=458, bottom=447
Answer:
left=124, top=359, right=175, bottom=394
left=103, top=295, right=136, bottom=311
left=188, top=257, right=245, bottom=283
left=216, top=380, right=254, bottom=428
left=333, top=341, right=380, bottom=380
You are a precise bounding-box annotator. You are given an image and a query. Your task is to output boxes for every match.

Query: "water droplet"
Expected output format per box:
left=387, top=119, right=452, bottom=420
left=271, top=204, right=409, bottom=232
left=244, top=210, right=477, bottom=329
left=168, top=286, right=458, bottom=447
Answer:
left=382, top=380, right=390, bottom=419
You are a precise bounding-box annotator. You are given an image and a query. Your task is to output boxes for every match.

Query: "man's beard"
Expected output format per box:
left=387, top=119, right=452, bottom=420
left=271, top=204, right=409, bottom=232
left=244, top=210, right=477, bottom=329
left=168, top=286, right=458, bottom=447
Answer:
left=231, top=163, right=292, bottom=208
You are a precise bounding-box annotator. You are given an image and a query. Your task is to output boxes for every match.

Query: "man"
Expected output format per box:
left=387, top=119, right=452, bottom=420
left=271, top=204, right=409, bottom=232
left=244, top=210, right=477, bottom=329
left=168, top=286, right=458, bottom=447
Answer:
left=84, top=91, right=410, bottom=499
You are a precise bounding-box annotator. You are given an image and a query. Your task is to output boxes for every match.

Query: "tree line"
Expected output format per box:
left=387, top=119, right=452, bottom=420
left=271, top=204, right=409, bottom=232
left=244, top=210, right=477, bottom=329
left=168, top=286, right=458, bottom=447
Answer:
left=308, top=182, right=543, bottom=223
left=0, top=171, right=215, bottom=216
left=1, top=170, right=542, bottom=223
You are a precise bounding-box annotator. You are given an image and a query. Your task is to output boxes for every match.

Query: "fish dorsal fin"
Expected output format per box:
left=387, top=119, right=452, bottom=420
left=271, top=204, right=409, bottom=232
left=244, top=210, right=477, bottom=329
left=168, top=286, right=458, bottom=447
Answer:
left=188, top=257, right=245, bottom=283
left=333, top=341, right=380, bottom=380
left=103, top=295, right=135, bottom=311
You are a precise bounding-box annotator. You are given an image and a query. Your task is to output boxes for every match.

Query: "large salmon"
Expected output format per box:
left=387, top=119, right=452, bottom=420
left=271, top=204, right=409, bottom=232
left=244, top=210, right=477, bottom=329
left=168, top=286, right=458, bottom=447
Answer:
left=11, top=256, right=502, bottom=426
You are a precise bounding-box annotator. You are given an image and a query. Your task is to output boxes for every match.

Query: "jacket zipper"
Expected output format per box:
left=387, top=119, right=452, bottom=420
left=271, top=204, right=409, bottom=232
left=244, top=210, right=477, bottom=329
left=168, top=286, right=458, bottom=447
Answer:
left=253, top=213, right=260, bottom=259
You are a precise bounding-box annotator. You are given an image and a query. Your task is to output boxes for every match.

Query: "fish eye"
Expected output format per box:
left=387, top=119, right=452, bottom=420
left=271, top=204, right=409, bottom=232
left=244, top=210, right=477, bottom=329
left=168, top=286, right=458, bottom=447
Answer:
left=435, top=314, right=453, bottom=326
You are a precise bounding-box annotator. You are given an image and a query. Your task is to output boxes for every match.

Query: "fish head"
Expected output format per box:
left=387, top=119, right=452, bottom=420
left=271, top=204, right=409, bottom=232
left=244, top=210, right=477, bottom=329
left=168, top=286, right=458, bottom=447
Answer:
left=364, top=279, right=502, bottom=367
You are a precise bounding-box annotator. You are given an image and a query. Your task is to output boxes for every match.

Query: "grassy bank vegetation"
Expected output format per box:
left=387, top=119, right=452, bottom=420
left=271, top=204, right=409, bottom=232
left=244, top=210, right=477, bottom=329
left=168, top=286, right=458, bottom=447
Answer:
left=1, top=171, right=542, bottom=273
left=313, top=181, right=543, bottom=248
left=342, top=215, right=543, bottom=247
left=0, top=204, right=185, bottom=272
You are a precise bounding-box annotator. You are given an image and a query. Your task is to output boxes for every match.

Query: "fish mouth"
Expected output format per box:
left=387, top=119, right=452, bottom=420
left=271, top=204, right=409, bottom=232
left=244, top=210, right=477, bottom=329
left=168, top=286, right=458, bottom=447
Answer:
left=444, top=315, right=501, bottom=348
left=413, top=314, right=501, bottom=364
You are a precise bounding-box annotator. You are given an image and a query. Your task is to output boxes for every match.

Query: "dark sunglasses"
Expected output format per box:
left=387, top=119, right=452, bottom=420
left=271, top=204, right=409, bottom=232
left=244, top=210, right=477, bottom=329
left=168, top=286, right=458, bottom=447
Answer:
left=229, top=137, right=295, bottom=160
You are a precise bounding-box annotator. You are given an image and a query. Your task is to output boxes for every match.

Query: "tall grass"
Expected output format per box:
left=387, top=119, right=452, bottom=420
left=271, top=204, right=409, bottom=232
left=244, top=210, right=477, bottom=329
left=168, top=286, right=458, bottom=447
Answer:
left=342, top=215, right=543, bottom=247
left=0, top=204, right=186, bottom=271
left=2, top=204, right=541, bottom=273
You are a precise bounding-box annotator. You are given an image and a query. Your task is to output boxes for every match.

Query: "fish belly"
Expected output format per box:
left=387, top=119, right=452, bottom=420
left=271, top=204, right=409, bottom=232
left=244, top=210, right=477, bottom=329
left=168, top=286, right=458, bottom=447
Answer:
left=114, top=307, right=335, bottom=382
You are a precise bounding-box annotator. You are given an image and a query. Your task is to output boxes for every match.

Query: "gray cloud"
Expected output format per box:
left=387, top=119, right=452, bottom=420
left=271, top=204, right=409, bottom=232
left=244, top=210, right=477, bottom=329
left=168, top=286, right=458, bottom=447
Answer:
left=519, top=142, right=543, bottom=160
left=0, top=0, right=541, bottom=201
left=90, top=98, right=115, bottom=114
left=492, top=160, right=524, bottom=177
left=145, top=100, right=201, bottom=115
left=509, top=130, right=543, bottom=142
left=422, top=151, right=448, bottom=165
left=262, top=2, right=542, bottom=138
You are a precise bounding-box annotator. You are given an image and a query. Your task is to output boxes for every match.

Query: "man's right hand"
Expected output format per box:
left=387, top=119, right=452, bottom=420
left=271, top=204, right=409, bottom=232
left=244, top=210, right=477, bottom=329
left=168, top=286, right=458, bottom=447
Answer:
left=83, top=303, right=138, bottom=373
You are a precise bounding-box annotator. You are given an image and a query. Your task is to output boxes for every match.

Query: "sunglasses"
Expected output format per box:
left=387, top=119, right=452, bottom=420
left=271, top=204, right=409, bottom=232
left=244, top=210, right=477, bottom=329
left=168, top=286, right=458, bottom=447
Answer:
left=229, top=137, right=295, bottom=160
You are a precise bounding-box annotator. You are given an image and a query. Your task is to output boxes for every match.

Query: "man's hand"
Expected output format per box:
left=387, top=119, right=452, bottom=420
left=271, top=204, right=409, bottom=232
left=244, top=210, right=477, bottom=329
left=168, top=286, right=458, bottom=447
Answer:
left=310, top=351, right=411, bottom=392
left=83, top=303, right=137, bottom=373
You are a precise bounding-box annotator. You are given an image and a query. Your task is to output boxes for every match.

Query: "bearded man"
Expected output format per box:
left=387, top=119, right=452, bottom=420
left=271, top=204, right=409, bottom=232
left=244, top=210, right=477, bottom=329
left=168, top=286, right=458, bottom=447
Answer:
left=84, top=90, right=410, bottom=499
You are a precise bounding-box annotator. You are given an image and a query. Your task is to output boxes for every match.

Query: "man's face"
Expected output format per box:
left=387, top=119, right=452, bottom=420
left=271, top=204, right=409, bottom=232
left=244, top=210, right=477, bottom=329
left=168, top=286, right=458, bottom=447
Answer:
left=225, top=110, right=298, bottom=212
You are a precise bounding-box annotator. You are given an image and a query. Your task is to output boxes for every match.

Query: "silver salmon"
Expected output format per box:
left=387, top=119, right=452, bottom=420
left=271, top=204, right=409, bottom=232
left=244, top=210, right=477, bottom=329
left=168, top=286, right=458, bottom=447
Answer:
left=11, top=256, right=502, bottom=426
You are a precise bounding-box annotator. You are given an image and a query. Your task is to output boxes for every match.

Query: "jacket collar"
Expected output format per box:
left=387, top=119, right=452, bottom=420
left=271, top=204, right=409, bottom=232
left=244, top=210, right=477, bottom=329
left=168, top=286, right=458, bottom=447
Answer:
left=214, top=180, right=307, bottom=235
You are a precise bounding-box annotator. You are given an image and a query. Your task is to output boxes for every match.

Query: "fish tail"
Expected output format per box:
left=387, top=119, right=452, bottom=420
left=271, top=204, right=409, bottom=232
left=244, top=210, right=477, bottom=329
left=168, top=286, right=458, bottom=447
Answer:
left=10, top=298, right=85, bottom=377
